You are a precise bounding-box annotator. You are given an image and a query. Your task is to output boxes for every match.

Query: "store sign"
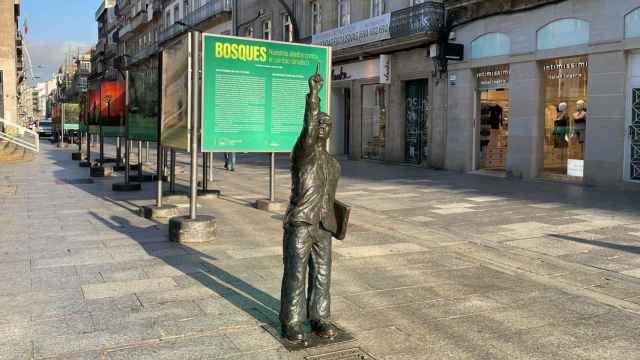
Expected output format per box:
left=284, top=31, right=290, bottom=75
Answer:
left=312, top=14, right=391, bottom=50
left=332, top=55, right=390, bottom=84
left=543, top=60, right=588, bottom=81
left=201, top=34, right=330, bottom=153
left=477, top=64, right=510, bottom=90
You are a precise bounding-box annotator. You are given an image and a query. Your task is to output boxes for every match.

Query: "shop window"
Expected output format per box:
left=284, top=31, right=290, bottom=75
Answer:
left=471, top=33, right=510, bottom=59
left=625, top=8, right=640, bottom=39
left=537, top=18, right=590, bottom=50
left=541, top=56, right=589, bottom=177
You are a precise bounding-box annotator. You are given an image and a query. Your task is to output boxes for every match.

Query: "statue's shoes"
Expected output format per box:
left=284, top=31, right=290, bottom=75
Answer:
left=282, top=323, right=307, bottom=343
left=310, top=320, right=338, bottom=338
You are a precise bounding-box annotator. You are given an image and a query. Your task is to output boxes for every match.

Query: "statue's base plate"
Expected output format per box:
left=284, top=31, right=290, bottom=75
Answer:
left=262, top=322, right=355, bottom=352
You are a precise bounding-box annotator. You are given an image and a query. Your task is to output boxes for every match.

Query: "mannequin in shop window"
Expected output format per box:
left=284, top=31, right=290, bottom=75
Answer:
left=553, top=102, right=570, bottom=148
left=572, top=100, right=587, bottom=144
left=487, top=102, right=504, bottom=130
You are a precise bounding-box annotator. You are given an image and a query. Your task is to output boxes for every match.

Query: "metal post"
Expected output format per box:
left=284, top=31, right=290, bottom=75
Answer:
left=138, top=141, right=143, bottom=176
left=189, top=31, right=200, bottom=220
left=170, top=149, right=176, bottom=193
left=156, top=143, right=163, bottom=207
left=124, top=135, right=130, bottom=182
left=117, top=136, right=122, bottom=164
left=124, top=72, right=130, bottom=184
left=202, top=152, right=208, bottom=191
left=86, top=128, right=91, bottom=163
left=164, top=148, right=169, bottom=175
left=61, top=104, right=65, bottom=144
left=145, top=141, right=149, bottom=163
left=100, top=101, right=108, bottom=164
left=208, top=152, right=213, bottom=180
left=156, top=51, right=164, bottom=208
left=269, top=152, right=276, bottom=202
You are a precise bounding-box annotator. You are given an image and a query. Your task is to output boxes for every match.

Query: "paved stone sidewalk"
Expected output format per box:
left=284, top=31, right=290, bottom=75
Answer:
left=2, top=143, right=640, bottom=359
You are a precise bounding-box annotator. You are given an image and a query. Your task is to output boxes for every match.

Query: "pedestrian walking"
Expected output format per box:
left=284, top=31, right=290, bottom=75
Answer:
left=224, top=152, right=236, bottom=171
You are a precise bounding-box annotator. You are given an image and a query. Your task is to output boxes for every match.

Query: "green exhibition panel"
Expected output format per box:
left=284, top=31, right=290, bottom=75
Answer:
left=101, top=126, right=125, bottom=138
left=201, top=34, right=331, bottom=153
left=128, top=67, right=160, bottom=142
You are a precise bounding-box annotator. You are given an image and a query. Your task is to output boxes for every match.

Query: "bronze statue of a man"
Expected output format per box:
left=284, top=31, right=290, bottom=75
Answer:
left=280, top=66, right=341, bottom=343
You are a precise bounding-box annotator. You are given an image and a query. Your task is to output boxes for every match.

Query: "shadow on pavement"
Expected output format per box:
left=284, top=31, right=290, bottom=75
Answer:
left=89, top=211, right=282, bottom=328
left=551, top=233, right=640, bottom=255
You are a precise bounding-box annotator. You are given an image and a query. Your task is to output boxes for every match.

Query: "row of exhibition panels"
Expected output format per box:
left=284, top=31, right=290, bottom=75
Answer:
left=77, top=33, right=332, bottom=153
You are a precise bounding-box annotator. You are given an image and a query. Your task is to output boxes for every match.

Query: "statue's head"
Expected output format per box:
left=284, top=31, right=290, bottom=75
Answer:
left=318, top=112, right=332, bottom=142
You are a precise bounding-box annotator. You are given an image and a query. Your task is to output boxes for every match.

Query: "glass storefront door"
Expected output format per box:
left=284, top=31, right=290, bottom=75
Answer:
left=362, top=84, right=386, bottom=160
left=541, top=56, right=589, bottom=177
left=476, top=65, right=510, bottom=171
left=626, top=53, right=640, bottom=182
left=405, top=79, right=428, bottom=163
left=479, top=89, right=509, bottom=170
left=629, top=88, right=640, bottom=180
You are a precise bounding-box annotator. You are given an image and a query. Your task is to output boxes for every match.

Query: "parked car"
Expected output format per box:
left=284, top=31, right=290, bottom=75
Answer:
left=38, top=119, right=53, bottom=138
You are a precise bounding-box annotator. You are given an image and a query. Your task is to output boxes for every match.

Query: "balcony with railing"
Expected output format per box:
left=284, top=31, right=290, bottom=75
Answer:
left=158, top=0, right=231, bottom=44
left=312, top=1, right=444, bottom=60
left=119, top=9, right=147, bottom=40
left=389, top=2, right=444, bottom=38
left=126, top=44, right=159, bottom=65
left=105, top=43, right=118, bottom=59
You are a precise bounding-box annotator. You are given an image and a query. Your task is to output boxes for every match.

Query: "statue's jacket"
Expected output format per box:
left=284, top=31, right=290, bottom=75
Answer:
left=285, top=92, right=341, bottom=235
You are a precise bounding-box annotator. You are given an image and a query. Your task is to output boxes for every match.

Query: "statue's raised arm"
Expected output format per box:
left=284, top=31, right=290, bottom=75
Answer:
left=294, top=64, right=323, bottom=159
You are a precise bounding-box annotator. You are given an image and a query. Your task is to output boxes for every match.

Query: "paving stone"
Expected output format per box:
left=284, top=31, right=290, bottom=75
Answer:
left=81, top=278, right=178, bottom=300
left=106, top=333, right=237, bottom=360
left=333, top=243, right=429, bottom=258
left=5, top=142, right=640, bottom=359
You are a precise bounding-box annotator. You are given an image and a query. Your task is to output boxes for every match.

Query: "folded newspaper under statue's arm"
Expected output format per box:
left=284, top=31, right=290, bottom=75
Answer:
left=332, top=200, right=351, bottom=240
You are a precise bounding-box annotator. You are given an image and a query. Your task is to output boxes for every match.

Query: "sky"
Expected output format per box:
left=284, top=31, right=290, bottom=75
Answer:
left=20, top=0, right=102, bottom=83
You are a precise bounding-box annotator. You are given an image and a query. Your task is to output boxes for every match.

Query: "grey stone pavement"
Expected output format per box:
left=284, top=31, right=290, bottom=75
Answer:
left=3, top=141, right=640, bottom=359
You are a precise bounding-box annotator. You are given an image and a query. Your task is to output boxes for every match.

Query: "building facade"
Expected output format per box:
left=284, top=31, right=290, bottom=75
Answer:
left=0, top=0, right=21, bottom=125
left=446, top=0, right=640, bottom=189
left=236, top=0, right=446, bottom=165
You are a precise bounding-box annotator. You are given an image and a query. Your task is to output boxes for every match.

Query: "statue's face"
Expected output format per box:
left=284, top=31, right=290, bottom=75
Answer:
left=318, top=116, right=332, bottom=141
